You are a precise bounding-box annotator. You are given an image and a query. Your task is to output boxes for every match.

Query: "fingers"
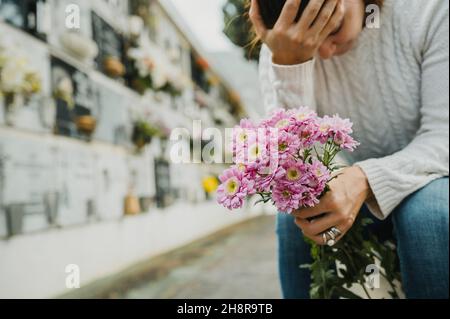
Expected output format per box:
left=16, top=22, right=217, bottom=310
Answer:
left=249, top=0, right=268, bottom=39
left=292, top=191, right=335, bottom=219
left=310, top=0, right=339, bottom=35
left=275, top=0, right=302, bottom=29
left=294, top=212, right=341, bottom=236
left=300, top=231, right=328, bottom=246
left=292, top=205, right=326, bottom=219
left=319, top=0, right=345, bottom=40
left=295, top=215, right=355, bottom=246
left=324, top=219, right=352, bottom=244
left=297, top=0, right=326, bottom=30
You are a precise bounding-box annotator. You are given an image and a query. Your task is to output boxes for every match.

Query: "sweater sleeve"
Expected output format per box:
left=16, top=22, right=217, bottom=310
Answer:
left=258, top=44, right=350, bottom=168
left=258, top=44, right=317, bottom=115
left=355, top=0, right=449, bottom=219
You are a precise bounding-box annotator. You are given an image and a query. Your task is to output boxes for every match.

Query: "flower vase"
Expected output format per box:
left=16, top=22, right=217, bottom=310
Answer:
left=104, top=57, right=126, bottom=78
left=60, top=31, right=99, bottom=64
left=124, top=193, right=141, bottom=216
left=75, top=115, right=97, bottom=138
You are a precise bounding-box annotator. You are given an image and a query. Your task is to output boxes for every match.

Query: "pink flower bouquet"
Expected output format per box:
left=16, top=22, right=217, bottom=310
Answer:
left=216, top=107, right=402, bottom=299
left=217, top=107, right=359, bottom=213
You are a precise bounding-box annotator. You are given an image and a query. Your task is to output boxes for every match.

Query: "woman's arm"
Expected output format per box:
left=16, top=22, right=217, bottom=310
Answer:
left=251, top=0, right=343, bottom=115
left=355, top=0, right=449, bottom=219
left=259, top=44, right=316, bottom=114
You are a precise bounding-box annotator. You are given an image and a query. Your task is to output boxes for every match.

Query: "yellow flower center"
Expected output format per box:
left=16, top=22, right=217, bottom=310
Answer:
left=238, top=131, right=248, bottom=142
left=319, top=124, right=330, bottom=133
left=275, top=119, right=289, bottom=128
left=225, top=178, right=240, bottom=195
left=278, top=143, right=288, bottom=152
left=316, top=168, right=323, bottom=177
left=282, top=190, right=291, bottom=198
left=249, top=144, right=261, bottom=159
left=287, top=168, right=301, bottom=181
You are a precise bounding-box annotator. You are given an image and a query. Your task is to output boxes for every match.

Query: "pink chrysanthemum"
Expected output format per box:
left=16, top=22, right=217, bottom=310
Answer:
left=300, top=191, right=321, bottom=208
left=276, top=131, right=302, bottom=160
left=234, top=126, right=279, bottom=167
left=279, top=159, right=310, bottom=185
left=262, top=108, right=294, bottom=130
left=272, top=183, right=304, bottom=214
left=292, top=107, right=317, bottom=122
left=254, top=163, right=285, bottom=193
left=296, top=120, right=322, bottom=148
left=232, top=129, right=255, bottom=154
left=333, top=131, right=360, bottom=151
left=318, top=115, right=358, bottom=148
left=217, top=167, right=255, bottom=210
left=305, top=160, right=330, bottom=196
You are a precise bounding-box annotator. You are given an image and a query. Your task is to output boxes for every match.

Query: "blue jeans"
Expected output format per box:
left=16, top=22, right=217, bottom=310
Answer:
left=276, top=177, right=449, bottom=299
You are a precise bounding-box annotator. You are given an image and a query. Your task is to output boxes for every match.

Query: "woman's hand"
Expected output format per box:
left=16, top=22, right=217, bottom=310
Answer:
left=249, top=0, right=344, bottom=65
left=292, top=166, right=373, bottom=245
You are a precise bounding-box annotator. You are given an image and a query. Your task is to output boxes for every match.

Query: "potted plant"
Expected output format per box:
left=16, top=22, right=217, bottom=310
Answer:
left=75, top=115, right=97, bottom=138
left=0, top=46, right=42, bottom=124
left=53, top=76, right=75, bottom=109
left=103, top=56, right=126, bottom=78
left=124, top=191, right=141, bottom=216
left=127, top=46, right=155, bottom=94
left=158, top=81, right=182, bottom=98
left=132, top=120, right=161, bottom=151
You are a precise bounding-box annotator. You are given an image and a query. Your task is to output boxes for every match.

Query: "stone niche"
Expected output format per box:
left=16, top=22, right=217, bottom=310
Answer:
left=0, top=23, right=51, bottom=133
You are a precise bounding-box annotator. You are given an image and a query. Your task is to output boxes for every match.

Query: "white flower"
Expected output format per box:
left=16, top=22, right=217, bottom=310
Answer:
left=152, top=65, right=168, bottom=89
left=57, top=77, right=73, bottom=95
left=1, top=57, right=28, bottom=93
left=129, top=16, right=144, bottom=36
left=0, top=46, right=41, bottom=96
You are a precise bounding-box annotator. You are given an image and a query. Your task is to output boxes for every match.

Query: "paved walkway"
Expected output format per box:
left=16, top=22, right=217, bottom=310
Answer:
left=96, top=215, right=281, bottom=299
left=59, top=214, right=401, bottom=299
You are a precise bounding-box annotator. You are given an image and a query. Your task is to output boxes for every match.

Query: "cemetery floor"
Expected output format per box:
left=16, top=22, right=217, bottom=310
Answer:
left=68, top=215, right=282, bottom=299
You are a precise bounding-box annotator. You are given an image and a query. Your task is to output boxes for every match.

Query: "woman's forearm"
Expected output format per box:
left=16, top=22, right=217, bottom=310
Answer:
left=259, top=44, right=317, bottom=113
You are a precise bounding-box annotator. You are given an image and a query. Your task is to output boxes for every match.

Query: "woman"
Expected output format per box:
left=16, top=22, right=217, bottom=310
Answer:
left=249, top=0, right=449, bottom=298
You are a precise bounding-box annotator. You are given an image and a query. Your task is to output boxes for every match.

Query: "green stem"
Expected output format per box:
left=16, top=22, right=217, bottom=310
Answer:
left=361, top=282, right=372, bottom=299
left=320, top=246, right=329, bottom=299
left=379, top=272, right=400, bottom=299
left=341, top=245, right=372, bottom=299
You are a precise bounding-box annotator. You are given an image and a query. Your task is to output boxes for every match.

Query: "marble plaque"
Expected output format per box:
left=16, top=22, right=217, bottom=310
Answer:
left=94, top=150, right=128, bottom=220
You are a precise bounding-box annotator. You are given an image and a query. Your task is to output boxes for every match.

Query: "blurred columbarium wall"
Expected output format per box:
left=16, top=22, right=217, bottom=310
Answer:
left=0, top=0, right=264, bottom=298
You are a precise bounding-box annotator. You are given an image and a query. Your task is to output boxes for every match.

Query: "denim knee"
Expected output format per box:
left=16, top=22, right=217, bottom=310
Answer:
left=392, top=177, right=449, bottom=299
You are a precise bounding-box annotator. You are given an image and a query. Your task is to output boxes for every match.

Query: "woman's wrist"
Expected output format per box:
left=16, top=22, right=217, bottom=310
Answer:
left=270, top=57, right=316, bottom=85
left=272, top=54, right=313, bottom=66
left=349, top=165, right=374, bottom=201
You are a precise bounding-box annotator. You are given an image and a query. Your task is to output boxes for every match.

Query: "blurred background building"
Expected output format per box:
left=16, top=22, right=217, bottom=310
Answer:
left=0, top=0, right=275, bottom=299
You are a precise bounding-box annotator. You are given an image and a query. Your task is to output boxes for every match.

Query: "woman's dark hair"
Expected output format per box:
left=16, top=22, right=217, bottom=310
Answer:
left=258, top=0, right=310, bottom=29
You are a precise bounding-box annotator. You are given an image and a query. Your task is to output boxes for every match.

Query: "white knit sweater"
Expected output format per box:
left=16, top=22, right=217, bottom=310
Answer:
left=258, top=0, right=449, bottom=219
